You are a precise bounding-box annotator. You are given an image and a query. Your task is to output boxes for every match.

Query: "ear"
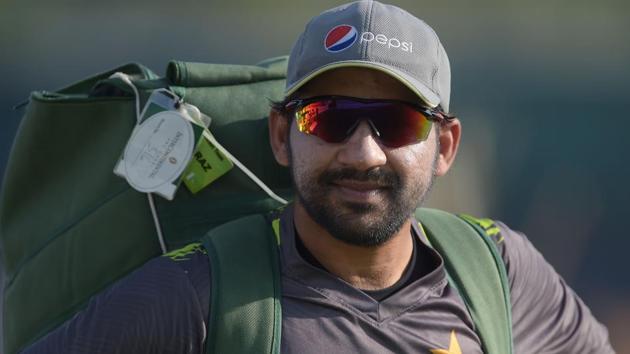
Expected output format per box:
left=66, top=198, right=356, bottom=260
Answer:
left=268, top=108, right=290, bottom=167
left=435, top=118, right=462, bottom=176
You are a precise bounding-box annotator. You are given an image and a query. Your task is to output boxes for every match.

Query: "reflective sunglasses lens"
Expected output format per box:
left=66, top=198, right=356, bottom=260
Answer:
left=295, top=99, right=356, bottom=143
left=369, top=103, right=433, bottom=148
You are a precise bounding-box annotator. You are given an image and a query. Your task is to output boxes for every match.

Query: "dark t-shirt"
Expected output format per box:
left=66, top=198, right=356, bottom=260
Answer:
left=23, top=207, right=614, bottom=353
left=295, top=224, right=439, bottom=302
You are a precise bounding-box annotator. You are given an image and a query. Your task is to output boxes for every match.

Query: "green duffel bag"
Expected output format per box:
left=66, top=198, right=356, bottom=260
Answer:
left=0, top=56, right=292, bottom=354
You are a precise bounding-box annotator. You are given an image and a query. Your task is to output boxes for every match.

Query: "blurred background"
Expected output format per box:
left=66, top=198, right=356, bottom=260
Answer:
left=1, top=0, right=628, bottom=351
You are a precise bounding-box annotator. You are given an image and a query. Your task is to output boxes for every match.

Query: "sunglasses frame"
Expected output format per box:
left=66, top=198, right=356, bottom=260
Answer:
left=283, top=95, right=455, bottom=147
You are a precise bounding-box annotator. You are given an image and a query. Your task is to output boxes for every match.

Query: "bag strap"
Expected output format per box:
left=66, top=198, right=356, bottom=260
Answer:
left=416, top=208, right=513, bottom=354
left=201, top=208, right=512, bottom=353
left=201, top=214, right=282, bottom=354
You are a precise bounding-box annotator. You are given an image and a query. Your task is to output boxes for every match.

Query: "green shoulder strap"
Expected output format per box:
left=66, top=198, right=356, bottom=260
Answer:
left=201, top=214, right=282, bottom=354
left=416, top=208, right=513, bottom=354
left=200, top=209, right=512, bottom=354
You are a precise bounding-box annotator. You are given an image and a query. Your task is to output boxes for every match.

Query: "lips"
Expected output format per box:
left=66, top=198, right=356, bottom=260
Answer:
left=331, top=179, right=390, bottom=203
left=333, top=180, right=387, bottom=191
left=318, top=168, right=399, bottom=204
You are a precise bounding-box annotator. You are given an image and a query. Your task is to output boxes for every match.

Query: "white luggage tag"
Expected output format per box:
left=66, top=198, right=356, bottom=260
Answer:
left=114, top=89, right=210, bottom=200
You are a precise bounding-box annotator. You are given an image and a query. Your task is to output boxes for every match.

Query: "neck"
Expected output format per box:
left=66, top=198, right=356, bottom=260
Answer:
left=293, top=202, right=414, bottom=290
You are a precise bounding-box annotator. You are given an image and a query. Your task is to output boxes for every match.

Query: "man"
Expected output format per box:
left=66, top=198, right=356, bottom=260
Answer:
left=25, top=1, right=613, bottom=353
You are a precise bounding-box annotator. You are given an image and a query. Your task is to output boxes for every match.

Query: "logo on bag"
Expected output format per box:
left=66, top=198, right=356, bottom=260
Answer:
left=324, top=25, right=358, bottom=52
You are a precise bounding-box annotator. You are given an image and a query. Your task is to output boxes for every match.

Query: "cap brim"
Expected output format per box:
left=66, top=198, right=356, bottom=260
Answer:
left=284, top=61, right=441, bottom=108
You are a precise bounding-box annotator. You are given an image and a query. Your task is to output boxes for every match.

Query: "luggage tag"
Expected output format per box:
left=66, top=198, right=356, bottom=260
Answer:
left=114, top=89, right=232, bottom=200
left=181, top=130, right=234, bottom=194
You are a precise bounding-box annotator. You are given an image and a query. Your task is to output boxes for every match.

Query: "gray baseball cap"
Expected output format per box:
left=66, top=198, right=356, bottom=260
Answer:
left=286, top=0, right=452, bottom=112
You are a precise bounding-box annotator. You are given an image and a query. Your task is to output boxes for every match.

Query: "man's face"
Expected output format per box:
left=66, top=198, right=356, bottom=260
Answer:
left=286, top=67, right=440, bottom=247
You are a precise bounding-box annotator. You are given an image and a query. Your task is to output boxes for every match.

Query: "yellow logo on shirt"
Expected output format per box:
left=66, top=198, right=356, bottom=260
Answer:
left=430, top=330, right=462, bottom=354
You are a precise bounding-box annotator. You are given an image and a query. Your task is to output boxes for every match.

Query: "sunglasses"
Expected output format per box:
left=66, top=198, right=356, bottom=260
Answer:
left=284, top=96, right=452, bottom=148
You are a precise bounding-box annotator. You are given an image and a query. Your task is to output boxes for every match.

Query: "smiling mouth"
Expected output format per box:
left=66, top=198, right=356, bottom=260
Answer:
left=330, top=180, right=391, bottom=204
left=332, top=180, right=388, bottom=191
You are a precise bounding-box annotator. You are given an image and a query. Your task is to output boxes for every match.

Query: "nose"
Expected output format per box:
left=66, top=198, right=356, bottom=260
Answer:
left=336, top=120, right=387, bottom=170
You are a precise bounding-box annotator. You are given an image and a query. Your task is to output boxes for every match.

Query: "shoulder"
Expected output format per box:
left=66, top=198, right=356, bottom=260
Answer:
left=460, top=216, right=614, bottom=353
left=457, top=214, right=538, bottom=272
left=162, top=242, right=211, bottom=313
left=22, top=244, right=211, bottom=354
left=457, top=214, right=562, bottom=291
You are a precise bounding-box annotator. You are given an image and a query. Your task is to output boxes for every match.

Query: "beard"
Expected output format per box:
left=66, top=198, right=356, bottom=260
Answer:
left=289, top=139, right=438, bottom=248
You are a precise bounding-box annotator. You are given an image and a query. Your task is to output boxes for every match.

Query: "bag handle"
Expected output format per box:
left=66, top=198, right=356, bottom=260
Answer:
left=166, top=56, right=287, bottom=87
left=58, top=62, right=158, bottom=95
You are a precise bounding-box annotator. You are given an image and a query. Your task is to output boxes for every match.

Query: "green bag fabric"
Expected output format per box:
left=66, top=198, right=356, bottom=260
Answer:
left=201, top=209, right=512, bottom=354
left=202, top=214, right=282, bottom=354
left=0, top=57, right=292, bottom=354
left=417, top=209, right=513, bottom=354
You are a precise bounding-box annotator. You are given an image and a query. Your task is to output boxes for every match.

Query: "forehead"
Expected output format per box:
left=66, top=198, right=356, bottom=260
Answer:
left=296, top=67, right=422, bottom=103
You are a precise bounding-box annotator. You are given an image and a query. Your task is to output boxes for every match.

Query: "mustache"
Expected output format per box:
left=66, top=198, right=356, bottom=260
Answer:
left=318, top=167, right=400, bottom=188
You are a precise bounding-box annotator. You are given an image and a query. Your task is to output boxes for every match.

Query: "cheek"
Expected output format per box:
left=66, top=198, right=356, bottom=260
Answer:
left=390, top=140, right=438, bottom=181
left=413, top=142, right=437, bottom=168
left=288, top=127, right=334, bottom=181
left=289, top=125, right=336, bottom=161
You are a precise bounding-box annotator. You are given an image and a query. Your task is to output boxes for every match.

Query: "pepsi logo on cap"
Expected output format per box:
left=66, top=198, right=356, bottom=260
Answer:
left=324, top=25, right=358, bottom=53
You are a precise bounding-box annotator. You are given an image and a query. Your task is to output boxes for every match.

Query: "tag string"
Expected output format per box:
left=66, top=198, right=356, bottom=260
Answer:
left=201, top=130, right=288, bottom=205
left=110, top=72, right=168, bottom=254
left=111, top=72, right=288, bottom=254
left=178, top=100, right=288, bottom=206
